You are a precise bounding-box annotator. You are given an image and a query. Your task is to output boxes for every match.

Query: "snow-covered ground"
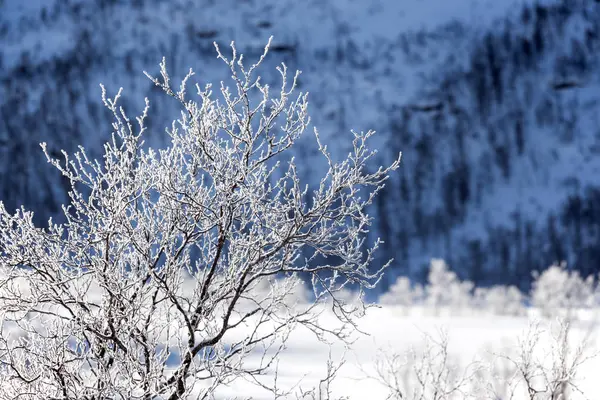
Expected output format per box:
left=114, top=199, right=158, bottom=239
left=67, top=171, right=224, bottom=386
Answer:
left=214, top=306, right=600, bottom=399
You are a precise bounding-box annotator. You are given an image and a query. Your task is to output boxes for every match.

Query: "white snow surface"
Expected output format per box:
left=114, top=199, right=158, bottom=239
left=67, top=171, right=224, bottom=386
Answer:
left=203, top=305, right=600, bottom=399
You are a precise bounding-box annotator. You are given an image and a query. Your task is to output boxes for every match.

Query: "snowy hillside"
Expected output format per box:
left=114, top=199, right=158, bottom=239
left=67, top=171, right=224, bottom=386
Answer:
left=1, top=0, right=599, bottom=291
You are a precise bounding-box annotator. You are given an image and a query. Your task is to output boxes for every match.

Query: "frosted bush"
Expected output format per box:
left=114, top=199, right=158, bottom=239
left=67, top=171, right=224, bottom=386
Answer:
left=473, top=285, right=524, bottom=316
left=531, top=263, right=596, bottom=317
left=380, top=260, right=528, bottom=317
left=379, top=276, right=419, bottom=307
left=241, top=273, right=311, bottom=312
left=426, top=259, right=473, bottom=314
left=332, top=287, right=364, bottom=308
left=370, top=318, right=598, bottom=400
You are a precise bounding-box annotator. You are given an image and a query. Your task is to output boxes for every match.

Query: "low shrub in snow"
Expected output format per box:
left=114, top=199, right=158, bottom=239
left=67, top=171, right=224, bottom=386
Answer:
left=473, top=285, right=525, bottom=316
left=379, top=276, right=423, bottom=308
left=531, top=262, right=596, bottom=317
left=379, top=259, right=600, bottom=318
left=380, top=259, right=474, bottom=315
left=369, top=318, right=597, bottom=400
left=425, top=259, right=473, bottom=314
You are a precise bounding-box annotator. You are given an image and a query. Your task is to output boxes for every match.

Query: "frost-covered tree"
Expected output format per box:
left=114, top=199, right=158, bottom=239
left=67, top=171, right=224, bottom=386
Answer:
left=425, top=259, right=473, bottom=314
left=0, top=39, right=399, bottom=399
left=379, top=276, right=423, bottom=309
left=531, top=262, right=596, bottom=318
left=473, top=285, right=524, bottom=316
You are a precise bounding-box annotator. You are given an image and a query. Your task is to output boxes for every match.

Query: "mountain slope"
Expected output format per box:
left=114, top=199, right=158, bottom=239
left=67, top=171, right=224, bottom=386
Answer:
left=1, top=0, right=599, bottom=291
left=373, top=0, right=600, bottom=289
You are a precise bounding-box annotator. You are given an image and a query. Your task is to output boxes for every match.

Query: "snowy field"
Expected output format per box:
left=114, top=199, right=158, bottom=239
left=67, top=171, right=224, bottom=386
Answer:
left=213, top=306, right=600, bottom=399
left=197, top=261, right=600, bottom=399
left=2, top=253, right=598, bottom=399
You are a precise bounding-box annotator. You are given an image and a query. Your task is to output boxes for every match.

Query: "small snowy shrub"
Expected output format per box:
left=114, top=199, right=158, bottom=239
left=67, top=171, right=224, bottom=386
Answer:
left=243, top=273, right=311, bottom=311
left=379, top=276, right=422, bottom=307
left=425, top=259, right=473, bottom=314
left=531, top=263, right=596, bottom=317
left=370, top=318, right=597, bottom=400
left=371, top=331, right=481, bottom=400
left=473, top=285, right=524, bottom=316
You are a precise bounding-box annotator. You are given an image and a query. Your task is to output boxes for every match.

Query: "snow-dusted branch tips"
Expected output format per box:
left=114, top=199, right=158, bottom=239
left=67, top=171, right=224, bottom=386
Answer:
left=0, top=39, right=399, bottom=399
